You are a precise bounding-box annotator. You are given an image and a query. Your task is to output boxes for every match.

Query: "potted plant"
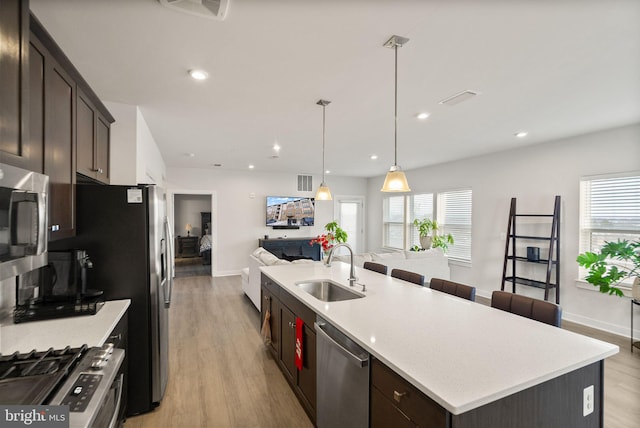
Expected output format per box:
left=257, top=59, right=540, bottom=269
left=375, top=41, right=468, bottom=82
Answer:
left=310, top=221, right=348, bottom=255
left=576, top=239, right=640, bottom=298
left=412, top=218, right=454, bottom=252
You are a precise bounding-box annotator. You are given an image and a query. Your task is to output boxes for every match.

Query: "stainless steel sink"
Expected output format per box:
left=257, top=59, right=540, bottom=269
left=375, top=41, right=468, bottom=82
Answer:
left=296, top=280, right=364, bottom=302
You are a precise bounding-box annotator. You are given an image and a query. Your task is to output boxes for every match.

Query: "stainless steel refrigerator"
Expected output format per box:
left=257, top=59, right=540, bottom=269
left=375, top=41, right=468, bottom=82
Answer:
left=51, top=184, right=173, bottom=416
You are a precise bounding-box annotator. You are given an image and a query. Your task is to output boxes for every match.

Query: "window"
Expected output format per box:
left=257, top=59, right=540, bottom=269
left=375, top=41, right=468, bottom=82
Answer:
left=382, top=189, right=472, bottom=262
left=437, top=190, right=472, bottom=262
left=579, top=173, right=640, bottom=277
left=383, top=196, right=405, bottom=249
left=408, top=193, right=433, bottom=248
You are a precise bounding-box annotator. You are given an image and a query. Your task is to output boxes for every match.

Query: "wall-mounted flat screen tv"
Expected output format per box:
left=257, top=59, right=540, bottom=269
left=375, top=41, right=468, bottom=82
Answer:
left=266, top=196, right=315, bottom=227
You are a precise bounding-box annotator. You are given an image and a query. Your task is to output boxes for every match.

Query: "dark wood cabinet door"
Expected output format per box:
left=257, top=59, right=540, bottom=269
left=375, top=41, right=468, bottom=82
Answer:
left=96, top=114, right=110, bottom=183
left=27, top=36, right=45, bottom=174
left=260, top=285, right=280, bottom=358
left=297, top=325, right=316, bottom=414
left=279, top=304, right=297, bottom=384
left=76, top=91, right=95, bottom=178
left=0, top=0, right=39, bottom=171
left=76, top=88, right=110, bottom=184
left=45, top=56, right=76, bottom=240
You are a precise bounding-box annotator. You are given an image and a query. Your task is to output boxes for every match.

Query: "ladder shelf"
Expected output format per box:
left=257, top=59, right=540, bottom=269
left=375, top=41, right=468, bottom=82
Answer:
left=500, top=196, right=561, bottom=304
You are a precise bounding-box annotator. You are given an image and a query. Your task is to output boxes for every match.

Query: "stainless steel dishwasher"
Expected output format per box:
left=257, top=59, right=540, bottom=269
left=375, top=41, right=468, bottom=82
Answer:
left=315, top=316, right=370, bottom=428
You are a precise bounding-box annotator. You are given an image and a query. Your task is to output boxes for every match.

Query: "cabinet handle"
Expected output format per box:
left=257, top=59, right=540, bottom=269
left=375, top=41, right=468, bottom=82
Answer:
left=98, top=168, right=103, bottom=174
left=50, top=225, right=60, bottom=232
left=393, top=390, right=407, bottom=403
left=288, top=321, right=296, bottom=328
left=264, top=296, right=270, bottom=301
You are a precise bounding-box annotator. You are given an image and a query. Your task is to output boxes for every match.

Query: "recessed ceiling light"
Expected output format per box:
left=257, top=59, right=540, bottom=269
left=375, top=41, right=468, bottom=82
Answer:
left=370, top=154, right=378, bottom=160
left=184, top=152, right=195, bottom=157
left=416, top=112, right=430, bottom=120
left=325, top=170, right=331, bottom=174
left=189, top=69, right=209, bottom=80
left=273, top=143, right=281, bottom=152
left=515, top=131, right=528, bottom=138
left=248, top=164, right=255, bottom=169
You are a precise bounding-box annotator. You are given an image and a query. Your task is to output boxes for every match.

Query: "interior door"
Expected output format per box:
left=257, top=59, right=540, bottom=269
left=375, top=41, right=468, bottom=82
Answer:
left=336, top=197, right=364, bottom=254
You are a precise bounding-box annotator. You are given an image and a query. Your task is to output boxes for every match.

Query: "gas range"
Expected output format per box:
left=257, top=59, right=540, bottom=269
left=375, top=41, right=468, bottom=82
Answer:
left=0, top=344, right=125, bottom=428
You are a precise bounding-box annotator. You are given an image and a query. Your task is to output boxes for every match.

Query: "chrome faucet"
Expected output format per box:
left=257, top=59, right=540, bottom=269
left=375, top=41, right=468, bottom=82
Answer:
left=325, top=243, right=359, bottom=289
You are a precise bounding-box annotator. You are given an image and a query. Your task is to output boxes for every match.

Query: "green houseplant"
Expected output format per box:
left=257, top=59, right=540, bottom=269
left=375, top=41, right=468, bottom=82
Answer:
left=310, top=221, right=348, bottom=254
left=412, top=218, right=454, bottom=252
left=576, top=239, right=640, bottom=298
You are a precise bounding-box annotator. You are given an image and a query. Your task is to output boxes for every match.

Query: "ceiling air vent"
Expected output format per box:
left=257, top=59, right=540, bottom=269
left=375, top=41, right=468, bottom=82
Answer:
left=438, top=90, right=480, bottom=106
left=298, top=175, right=312, bottom=192
left=159, top=0, right=230, bottom=21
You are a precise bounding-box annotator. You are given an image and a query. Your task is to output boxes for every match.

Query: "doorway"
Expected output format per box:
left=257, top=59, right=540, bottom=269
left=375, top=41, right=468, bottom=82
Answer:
left=171, top=192, right=214, bottom=277
left=335, top=196, right=364, bottom=254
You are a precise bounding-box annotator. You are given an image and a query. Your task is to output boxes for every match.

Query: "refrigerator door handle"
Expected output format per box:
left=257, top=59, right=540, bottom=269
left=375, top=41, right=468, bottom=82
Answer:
left=164, top=216, right=174, bottom=307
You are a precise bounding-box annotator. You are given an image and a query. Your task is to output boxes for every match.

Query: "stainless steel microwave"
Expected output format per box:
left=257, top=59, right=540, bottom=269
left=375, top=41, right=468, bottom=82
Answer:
left=0, top=163, right=49, bottom=281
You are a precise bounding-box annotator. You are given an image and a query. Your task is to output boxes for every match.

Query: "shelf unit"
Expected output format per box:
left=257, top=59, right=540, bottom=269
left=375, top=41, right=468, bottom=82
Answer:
left=501, top=196, right=561, bottom=303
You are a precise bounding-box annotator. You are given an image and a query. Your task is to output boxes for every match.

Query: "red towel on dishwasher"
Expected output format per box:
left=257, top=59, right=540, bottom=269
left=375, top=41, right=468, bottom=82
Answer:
left=295, top=317, right=303, bottom=371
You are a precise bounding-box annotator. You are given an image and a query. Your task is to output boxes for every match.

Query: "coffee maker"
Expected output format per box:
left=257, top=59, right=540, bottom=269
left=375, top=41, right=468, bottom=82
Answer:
left=39, top=250, right=100, bottom=301
left=14, top=249, right=104, bottom=323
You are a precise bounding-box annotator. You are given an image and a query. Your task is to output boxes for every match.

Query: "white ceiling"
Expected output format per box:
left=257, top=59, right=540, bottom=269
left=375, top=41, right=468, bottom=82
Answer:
left=30, top=0, right=640, bottom=178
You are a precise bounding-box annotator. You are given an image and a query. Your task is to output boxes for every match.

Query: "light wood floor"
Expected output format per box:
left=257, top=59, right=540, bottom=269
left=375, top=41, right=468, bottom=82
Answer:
left=126, top=274, right=313, bottom=428
left=127, top=275, right=639, bottom=427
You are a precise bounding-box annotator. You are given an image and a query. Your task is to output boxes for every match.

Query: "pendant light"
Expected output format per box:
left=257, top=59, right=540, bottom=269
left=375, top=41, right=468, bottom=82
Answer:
left=315, top=99, right=333, bottom=201
left=381, top=35, right=411, bottom=192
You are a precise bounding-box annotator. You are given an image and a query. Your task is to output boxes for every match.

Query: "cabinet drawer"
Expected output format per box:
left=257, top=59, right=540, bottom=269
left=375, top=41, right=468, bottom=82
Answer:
left=371, top=358, right=447, bottom=427
left=262, top=273, right=280, bottom=296
left=371, top=386, right=416, bottom=428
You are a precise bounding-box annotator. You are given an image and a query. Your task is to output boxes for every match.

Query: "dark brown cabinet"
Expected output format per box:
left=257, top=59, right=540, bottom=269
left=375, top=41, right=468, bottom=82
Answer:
left=0, top=0, right=40, bottom=171
left=261, top=283, right=279, bottom=357
left=106, top=310, right=129, bottom=422
left=261, top=273, right=317, bottom=422
left=77, top=88, right=111, bottom=183
left=371, top=358, right=447, bottom=428
left=29, top=20, right=76, bottom=240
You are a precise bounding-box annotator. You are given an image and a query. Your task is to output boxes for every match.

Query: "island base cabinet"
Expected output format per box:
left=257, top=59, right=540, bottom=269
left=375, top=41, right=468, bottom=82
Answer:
left=371, top=358, right=447, bottom=428
left=371, top=358, right=604, bottom=428
left=260, top=284, right=279, bottom=358
left=451, top=360, right=603, bottom=428
left=260, top=273, right=316, bottom=423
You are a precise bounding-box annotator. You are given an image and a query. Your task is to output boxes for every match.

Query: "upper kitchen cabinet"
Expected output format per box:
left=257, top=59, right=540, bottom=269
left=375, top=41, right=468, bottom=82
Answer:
left=77, top=88, right=112, bottom=183
left=29, top=23, right=76, bottom=240
left=0, top=0, right=42, bottom=171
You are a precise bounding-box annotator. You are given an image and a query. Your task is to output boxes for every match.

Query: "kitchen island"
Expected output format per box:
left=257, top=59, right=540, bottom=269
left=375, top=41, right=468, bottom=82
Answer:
left=261, top=262, right=618, bottom=427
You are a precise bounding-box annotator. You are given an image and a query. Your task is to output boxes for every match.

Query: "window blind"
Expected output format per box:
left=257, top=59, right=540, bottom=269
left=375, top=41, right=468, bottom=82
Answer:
left=409, top=193, right=434, bottom=248
left=383, top=196, right=405, bottom=249
left=580, top=174, right=640, bottom=253
left=438, top=189, right=472, bottom=262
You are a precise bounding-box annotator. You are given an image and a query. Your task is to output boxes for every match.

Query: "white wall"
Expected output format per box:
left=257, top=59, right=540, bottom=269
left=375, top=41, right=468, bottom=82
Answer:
left=136, top=109, right=166, bottom=186
left=366, top=123, right=640, bottom=337
left=103, top=102, right=166, bottom=186
left=166, top=168, right=367, bottom=276
left=174, top=194, right=211, bottom=237
left=104, top=101, right=137, bottom=185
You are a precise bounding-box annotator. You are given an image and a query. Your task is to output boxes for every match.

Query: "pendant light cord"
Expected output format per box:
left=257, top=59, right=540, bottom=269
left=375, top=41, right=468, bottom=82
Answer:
left=394, top=44, right=398, bottom=166
left=322, top=103, right=326, bottom=182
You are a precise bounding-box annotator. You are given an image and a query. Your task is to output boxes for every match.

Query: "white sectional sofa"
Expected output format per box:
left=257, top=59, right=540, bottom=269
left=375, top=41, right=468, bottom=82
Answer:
left=243, top=247, right=314, bottom=310
left=242, top=246, right=450, bottom=311
left=333, top=248, right=450, bottom=284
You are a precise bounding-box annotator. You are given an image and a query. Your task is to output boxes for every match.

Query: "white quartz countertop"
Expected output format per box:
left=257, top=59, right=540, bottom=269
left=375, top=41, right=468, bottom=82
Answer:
left=261, top=262, right=619, bottom=415
left=0, top=299, right=130, bottom=354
